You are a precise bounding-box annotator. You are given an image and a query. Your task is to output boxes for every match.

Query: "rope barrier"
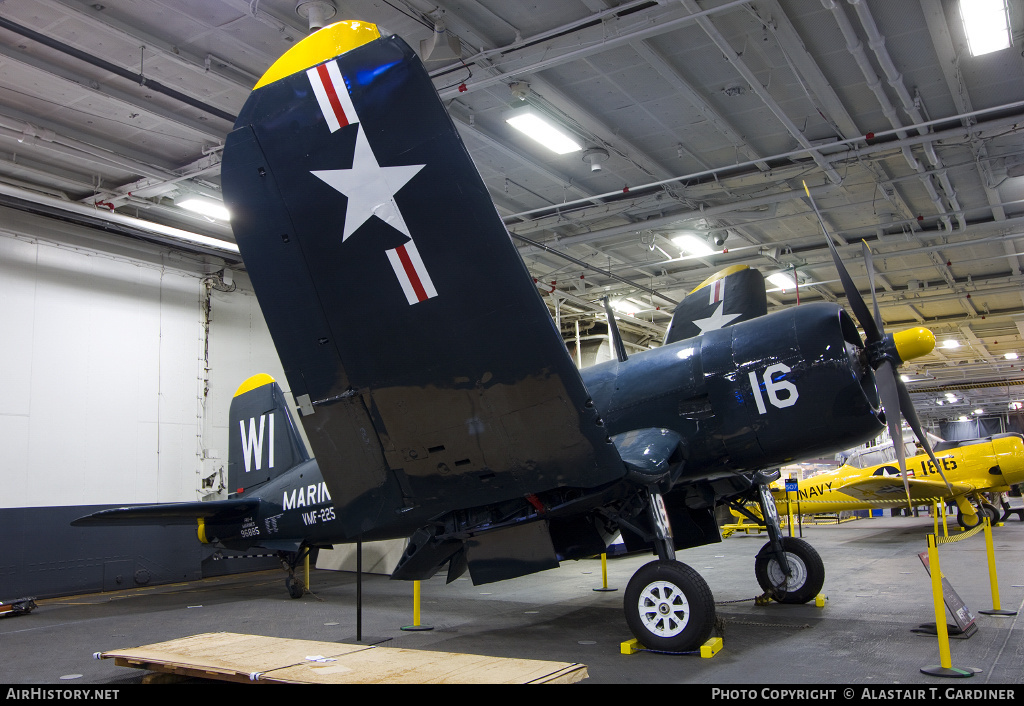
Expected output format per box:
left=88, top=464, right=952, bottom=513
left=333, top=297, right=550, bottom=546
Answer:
left=934, top=523, right=983, bottom=545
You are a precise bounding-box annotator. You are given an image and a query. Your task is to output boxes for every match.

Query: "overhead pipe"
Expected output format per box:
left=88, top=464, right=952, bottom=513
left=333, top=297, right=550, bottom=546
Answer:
left=438, top=0, right=753, bottom=98
left=0, top=181, right=239, bottom=258
left=429, top=0, right=655, bottom=76
left=846, top=0, right=965, bottom=230
left=820, top=0, right=954, bottom=231
left=515, top=184, right=837, bottom=251
left=503, top=99, right=1024, bottom=224
left=0, top=119, right=169, bottom=180
left=678, top=0, right=844, bottom=185
left=0, top=16, right=237, bottom=124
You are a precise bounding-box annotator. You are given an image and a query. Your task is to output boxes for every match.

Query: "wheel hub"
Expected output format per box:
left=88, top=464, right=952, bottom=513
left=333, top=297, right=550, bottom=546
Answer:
left=766, top=552, right=808, bottom=591
left=638, top=580, right=690, bottom=638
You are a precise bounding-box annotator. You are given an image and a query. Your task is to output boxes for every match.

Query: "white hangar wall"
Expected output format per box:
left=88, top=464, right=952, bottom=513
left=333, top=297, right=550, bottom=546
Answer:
left=0, top=219, right=295, bottom=509
left=0, top=209, right=291, bottom=597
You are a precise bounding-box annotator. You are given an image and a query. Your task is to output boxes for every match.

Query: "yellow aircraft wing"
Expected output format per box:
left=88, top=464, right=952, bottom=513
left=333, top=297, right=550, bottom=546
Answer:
left=833, top=475, right=975, bottom=503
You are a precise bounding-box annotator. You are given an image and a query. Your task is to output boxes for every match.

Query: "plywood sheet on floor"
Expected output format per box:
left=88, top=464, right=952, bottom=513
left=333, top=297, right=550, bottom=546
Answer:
left=101, top=632, right=586, bottom=684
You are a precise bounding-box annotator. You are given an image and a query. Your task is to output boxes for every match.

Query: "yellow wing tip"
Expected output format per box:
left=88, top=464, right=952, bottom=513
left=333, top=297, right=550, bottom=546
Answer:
left=254, top=20, right=381, bottom=90
left=234, top=373, right=276, bottom=398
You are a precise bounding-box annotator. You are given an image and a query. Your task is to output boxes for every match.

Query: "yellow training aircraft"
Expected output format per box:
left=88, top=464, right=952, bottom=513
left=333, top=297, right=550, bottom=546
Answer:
left=771, top=433, right=1024, bottom=528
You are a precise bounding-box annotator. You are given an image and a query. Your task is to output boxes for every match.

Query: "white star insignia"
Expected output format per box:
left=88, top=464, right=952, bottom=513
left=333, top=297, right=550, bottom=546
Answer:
left=311, top=125, right=425, bottom=241
left=692, top=302, right=742, bottom=333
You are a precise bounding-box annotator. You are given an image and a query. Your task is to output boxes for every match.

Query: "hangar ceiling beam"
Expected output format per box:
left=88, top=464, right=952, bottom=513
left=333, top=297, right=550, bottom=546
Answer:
left=0, top=43, right=228, bottom=144
left=920, top=0, right=1024, bottom=277
left=524, top=75, right=678, bottom=182
left=50, top=0, right=260, bottom=87
left=627, top=38, right=769, bottom=172
left=436, top=0, right=752, bottom=99
left=678, top=0, right=844, bottom=186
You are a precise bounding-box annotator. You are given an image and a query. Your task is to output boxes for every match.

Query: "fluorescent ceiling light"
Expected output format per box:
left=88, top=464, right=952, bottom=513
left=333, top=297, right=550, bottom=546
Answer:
left=179, top=197, right=230, bottom=221
left=900, top=374, right=910, bottom=382
left=505, top=110, right=582, bottom=154
left=960, top=0, right=1011, bottom=57
left=973, top=408, right=984, bottom=415
left=958, top=415, right=969, bottom=422
left=672, top=233, right=715, bottom=256
left=942, top=339, right=960, bottom=349
left=767, top=272, right=797, bottom=290
left=1009, top=401, right=1022, bottom=410
left=1005, top=352, right=1019, bottom=360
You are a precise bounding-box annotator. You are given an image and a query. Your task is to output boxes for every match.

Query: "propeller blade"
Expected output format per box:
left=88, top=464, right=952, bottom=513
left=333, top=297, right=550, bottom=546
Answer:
left=875, top=359, right=912, bottom=506
left=896, top=376, right=954, bottom=493
left=861, top=241, right=884, bottom=337
left=802, top=181, right=881, bottom=344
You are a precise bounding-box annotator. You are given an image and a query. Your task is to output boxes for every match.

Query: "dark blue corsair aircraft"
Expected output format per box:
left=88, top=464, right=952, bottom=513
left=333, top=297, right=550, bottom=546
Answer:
left=77, top=20, right=949, bottom=653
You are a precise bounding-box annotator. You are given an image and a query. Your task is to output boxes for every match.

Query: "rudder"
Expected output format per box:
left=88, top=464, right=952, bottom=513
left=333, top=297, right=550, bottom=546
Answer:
left=228, top=374, right=310, bottom=497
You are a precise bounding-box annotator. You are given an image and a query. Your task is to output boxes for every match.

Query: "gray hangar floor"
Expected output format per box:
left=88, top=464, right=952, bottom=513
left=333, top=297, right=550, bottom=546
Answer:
left=3, top=515, right=1023, bottom=685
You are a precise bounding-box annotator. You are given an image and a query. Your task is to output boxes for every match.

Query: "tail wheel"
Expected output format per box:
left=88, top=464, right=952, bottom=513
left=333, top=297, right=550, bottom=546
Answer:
left=754, top=537, right=824, bottom=604
left=624, top=560, right=715, bottom=652
left=285, top=576, right=304, bottom=599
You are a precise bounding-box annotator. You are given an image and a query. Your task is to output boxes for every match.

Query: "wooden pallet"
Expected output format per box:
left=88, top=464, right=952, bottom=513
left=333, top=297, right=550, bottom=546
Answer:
left=100, top=632, right=587, bottom=684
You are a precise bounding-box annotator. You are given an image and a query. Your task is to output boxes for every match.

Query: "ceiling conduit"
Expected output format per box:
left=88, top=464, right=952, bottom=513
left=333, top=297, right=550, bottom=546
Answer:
left=847, top=0, right=966, bottom=230
left=0, top=16, right=237, bottom=125
left=679, top=0, right=845, bottom=185
left=821, top=0, right=954, bottom=231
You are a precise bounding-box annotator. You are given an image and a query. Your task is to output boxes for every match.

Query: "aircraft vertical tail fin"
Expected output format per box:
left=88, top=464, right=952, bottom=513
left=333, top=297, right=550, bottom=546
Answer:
left=228, top=374, right=310, bottom=497
left=663, top=265, right=768, bottom=345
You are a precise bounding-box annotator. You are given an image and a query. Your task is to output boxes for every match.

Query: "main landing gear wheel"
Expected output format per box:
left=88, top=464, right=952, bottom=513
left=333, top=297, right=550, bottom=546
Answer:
left=754, top=537, right=824, bottom=604
left=957, top=503, right=999, bottom=529
left=624, top=560, right=715, bottom=652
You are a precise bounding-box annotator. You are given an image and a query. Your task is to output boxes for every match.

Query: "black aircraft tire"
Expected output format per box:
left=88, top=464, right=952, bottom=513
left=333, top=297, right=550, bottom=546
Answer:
left=624, top=560, right=715, bottom=653
left=286, top=577, right=304, bottom=599
left=958, top=503, right=999, bottom=529
left=754, top=537, right=824, bottom=604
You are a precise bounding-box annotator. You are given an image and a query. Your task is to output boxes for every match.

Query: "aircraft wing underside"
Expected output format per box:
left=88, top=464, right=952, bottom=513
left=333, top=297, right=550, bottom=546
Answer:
left=222, top=27, right=626, bottom=538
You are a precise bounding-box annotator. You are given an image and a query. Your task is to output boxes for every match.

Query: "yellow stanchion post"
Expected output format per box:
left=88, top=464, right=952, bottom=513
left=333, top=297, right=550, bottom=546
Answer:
left=304, top=552, right=310, bottom=590
left=920, top=535, right=975, bottom=678
left=941, top=499, right=949, bottom=537
left=400, top=580, right=434, bottom=631
left=933, top=501, right=939, bottom=539
left=978, top=516, right=1018, bottom=616
left=593, top=553, right=618, bottom=592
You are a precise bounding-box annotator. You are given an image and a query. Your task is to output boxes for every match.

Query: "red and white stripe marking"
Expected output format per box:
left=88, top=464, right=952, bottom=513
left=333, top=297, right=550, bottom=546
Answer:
left=709, top=278, right=725, bottom=305
left=307, top=60, right=359, bottom=132
left=386, top=241, right=437, bottom=305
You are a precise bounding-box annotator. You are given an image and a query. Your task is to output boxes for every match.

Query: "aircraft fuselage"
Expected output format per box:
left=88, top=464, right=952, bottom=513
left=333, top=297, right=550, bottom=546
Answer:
left=581, top=302, right=884, bottom=496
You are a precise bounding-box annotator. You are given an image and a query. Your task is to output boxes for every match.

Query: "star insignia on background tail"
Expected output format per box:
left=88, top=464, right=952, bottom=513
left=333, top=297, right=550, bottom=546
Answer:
left=692, top=302, right=741, bottom=333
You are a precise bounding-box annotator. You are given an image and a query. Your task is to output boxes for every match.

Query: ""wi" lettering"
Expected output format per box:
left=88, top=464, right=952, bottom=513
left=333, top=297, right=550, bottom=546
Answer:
left=239, top=413, right=275, bottom=473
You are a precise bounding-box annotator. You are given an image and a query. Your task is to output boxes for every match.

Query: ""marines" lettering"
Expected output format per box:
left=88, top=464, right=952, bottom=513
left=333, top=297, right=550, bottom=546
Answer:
left=283, top=482, right=333, bottom=510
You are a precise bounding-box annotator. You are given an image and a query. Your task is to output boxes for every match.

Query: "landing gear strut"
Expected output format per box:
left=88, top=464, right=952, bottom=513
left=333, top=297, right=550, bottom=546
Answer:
left=278, top=547, right=312, bottom=599
left=751, top=480, right=824, bottom=604
left=621, top=491, right=715, bottom=652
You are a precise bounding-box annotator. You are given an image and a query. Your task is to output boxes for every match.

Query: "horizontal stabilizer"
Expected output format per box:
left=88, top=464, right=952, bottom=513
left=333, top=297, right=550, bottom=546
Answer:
left=71, top=499, right=260, bottom=527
